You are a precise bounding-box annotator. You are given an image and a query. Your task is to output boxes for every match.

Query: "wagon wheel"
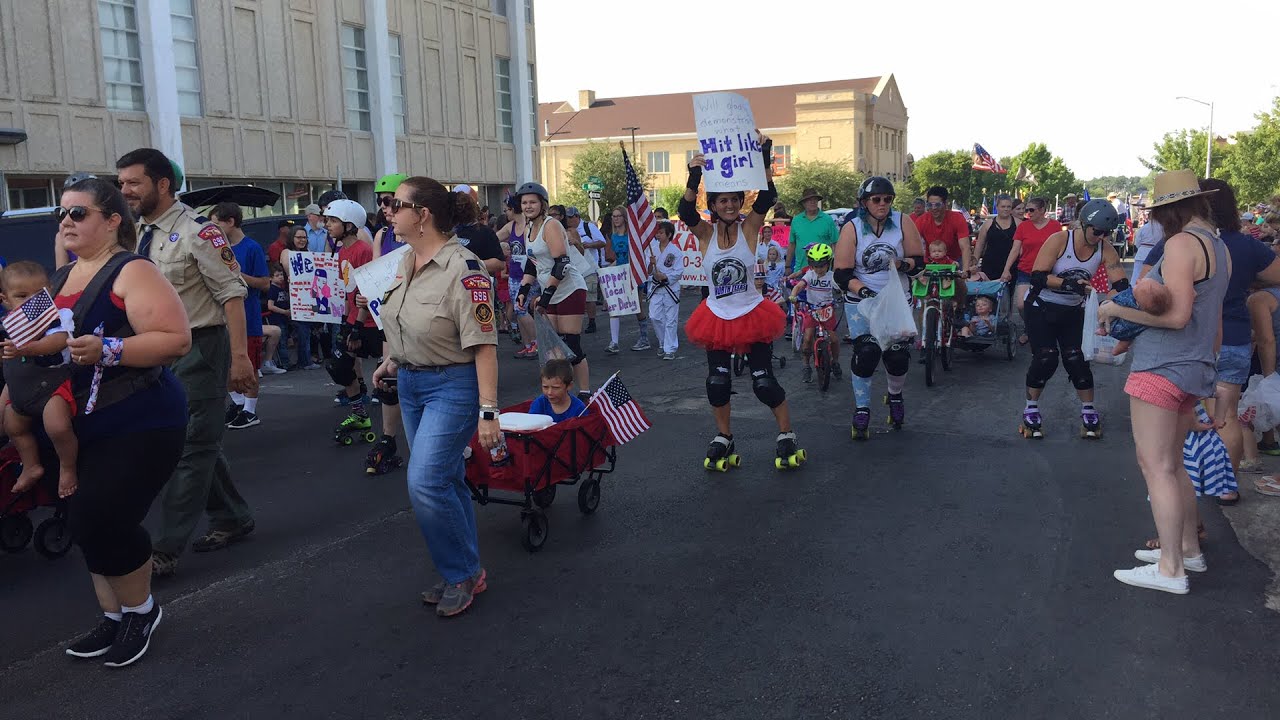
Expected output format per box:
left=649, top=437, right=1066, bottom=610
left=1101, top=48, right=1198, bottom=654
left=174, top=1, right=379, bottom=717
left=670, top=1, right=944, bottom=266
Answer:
left=532, top=484, right=556, bottom=509
left=577, top=477, right=601, bottom=515
left=520, top=510, right=549, bottom=552
left=34, top=516, right=73, bottom=559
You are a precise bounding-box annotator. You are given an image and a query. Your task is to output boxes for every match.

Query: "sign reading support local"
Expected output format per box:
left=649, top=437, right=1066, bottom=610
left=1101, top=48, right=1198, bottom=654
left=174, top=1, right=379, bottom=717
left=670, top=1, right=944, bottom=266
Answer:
left=693, top=92, right=766, bottom=193
left=351, top=244, right=411, bottom=329
left=598, top=265, right=640, bottom=316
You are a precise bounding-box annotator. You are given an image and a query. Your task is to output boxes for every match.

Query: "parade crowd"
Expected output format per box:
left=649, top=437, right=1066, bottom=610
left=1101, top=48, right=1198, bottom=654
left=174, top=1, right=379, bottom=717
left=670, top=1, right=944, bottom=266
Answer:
left=7, top=137, right=1280, bottom=668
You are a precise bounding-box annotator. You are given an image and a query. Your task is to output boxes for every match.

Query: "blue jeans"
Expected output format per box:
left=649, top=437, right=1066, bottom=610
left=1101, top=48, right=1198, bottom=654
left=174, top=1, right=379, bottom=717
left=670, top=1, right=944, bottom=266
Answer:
left=398, top=363, right=481, bottom=584
left=843, top=301, right=873, bottom=407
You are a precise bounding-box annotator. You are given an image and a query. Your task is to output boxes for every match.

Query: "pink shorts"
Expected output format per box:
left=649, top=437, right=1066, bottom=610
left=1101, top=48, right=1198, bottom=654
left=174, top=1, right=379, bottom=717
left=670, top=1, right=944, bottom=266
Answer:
left=1124, top=371, right=1199, bottom=414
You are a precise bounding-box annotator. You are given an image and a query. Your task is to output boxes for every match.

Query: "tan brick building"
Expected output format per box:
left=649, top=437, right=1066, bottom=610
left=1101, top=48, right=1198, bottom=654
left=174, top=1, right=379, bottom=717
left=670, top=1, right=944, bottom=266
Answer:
left=538, top=74, right=909, bottom=200
left=0, top=0, right=539, bottom=214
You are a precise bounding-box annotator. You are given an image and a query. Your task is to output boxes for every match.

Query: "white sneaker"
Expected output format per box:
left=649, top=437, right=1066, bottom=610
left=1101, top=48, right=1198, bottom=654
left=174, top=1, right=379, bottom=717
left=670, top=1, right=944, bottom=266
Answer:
left=606, top=343, right=620, bottom=354
left=260, top=361, right=287, bottom=376
left=1113, top=563, right=1189, bottom=594
left=1133, top=548, right=1207, bottom=573
left=631, top=339, right=651, bottom=351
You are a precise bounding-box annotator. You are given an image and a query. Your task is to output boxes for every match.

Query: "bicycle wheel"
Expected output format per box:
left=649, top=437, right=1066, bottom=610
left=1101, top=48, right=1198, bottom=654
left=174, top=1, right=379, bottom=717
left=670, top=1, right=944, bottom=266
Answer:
left=923, top=307, right=937, bottom=387
left=732, top=352, right=746, bottom=376
left=817, top=338, right=832, bottom=392
left=941, top=318, right=953, bottom=371
left=792, top=313, right=803, bottom=353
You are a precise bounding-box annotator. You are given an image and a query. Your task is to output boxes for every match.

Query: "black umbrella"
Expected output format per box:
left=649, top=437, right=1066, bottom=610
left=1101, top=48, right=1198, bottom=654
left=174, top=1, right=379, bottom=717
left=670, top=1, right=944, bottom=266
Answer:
left=180, top=185, right=281, bottom=209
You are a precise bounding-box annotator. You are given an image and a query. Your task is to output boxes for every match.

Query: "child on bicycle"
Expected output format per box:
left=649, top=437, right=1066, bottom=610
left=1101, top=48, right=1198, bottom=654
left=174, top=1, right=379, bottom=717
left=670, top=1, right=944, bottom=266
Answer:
left=921, top=239, right=968, bottom=323
left=788, top=243, right=841, bottom=384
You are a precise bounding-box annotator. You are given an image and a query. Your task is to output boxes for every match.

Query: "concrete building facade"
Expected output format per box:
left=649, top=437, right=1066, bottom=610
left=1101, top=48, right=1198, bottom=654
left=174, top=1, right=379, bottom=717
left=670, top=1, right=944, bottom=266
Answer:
left=538, top=74, right=909, bottom=201
left=0, top=0, right=539, bottom=214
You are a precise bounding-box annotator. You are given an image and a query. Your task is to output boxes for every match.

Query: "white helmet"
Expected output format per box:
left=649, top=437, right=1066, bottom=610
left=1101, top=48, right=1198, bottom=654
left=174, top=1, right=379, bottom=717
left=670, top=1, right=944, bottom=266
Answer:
left=323, top=198, right=367, bottom=229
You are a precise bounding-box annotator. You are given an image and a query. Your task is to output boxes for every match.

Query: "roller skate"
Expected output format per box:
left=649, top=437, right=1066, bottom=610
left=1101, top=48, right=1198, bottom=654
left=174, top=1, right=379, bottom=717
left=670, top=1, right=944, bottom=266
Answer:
left=774, top=431, right=806, bottom=470
left=704, top=433, right=740, bottom=472
left=365, top=435, right=404, bottom=475
left=1080, top=406, right=1102, bottom=439
left=334, top=412, right=376, bottom=446
left=1019, top=407, right=1044, bottom=439
left=885, top=393, right=904, bottom=430
left=851, top=407, right=871, bottom=441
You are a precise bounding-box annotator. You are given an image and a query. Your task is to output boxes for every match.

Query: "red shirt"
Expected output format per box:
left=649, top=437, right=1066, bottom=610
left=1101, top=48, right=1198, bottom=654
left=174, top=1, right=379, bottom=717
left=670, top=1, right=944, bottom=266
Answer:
left=267, top=239, right=288, bottom=265
left=338, top=239, right=375, bottom=326
left=914, top=211, right=971, bottom=262
left=1012, top=219, right=1064, bottom=274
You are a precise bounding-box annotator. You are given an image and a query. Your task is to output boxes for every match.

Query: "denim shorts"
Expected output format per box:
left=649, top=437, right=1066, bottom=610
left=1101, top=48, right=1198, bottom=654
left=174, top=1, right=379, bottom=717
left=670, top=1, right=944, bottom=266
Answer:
left=1015, top=270, right=1032, bottom=286
left=1217, top=343, right=1252, bottom=386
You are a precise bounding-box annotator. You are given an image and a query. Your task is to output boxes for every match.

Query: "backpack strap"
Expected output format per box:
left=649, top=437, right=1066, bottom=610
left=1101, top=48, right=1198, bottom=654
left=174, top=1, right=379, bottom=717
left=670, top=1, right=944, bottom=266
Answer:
left=50, top=252, right=143, bottom=336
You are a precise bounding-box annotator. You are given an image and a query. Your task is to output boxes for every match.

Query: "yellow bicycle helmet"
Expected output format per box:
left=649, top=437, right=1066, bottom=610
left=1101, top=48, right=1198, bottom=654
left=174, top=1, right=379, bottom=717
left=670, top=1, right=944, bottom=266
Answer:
left=806, top=243, right=834, bottom=264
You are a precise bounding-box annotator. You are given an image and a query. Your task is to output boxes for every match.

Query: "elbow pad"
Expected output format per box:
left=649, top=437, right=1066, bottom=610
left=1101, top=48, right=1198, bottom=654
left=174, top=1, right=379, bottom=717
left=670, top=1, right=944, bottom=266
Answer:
left=551, top=255, right=571, bottom=280
left=1111, top=277, right=1131, bottom=292
left=678, top=197, right=701, bottom=228
left=686, top=164, right=703, bottom=192
left=834, top=268, right=856, bottom=293
left=1029, top=270, right=1050, bottom=291
left=751, top=182, right=777, bottom=216
left=522, top=259, right=536, bottom=277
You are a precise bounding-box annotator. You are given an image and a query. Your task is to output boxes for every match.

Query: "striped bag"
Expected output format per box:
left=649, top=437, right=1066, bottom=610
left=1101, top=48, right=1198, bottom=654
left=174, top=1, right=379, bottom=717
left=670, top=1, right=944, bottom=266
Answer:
left=1183, top=403, right=1238, bottom=498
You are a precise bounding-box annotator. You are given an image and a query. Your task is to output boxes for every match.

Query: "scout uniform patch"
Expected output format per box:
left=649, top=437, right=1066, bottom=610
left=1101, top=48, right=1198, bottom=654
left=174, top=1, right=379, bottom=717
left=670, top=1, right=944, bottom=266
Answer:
left=461, top=272, right=494, bottom=332
left=220, top=246, right=239, bottom=269
left=199, top=225, right=228, bottom=249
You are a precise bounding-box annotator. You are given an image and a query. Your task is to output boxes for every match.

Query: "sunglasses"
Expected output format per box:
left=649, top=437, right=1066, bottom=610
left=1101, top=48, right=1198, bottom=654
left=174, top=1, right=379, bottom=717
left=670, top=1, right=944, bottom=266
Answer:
left=867, top=195, right=894, bottom=205
left=925, top=202, right=944, bottom=209
left=389, top=198, right=425, bottom=212
left=377, top=196, right=395, bottom=207
left=1089, top=226, right=1112, bottom=237
left=54, top=205, right=107, bottom=223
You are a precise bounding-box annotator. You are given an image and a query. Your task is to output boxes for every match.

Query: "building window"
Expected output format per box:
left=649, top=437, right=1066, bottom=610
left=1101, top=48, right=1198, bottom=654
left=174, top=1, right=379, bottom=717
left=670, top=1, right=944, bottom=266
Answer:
left=495, top=57, right=513, bottom=143
left=169, top=0, right=202, bottom=116
left=646, top=151, right=670, bottom=174
left=773, top=144, right=791, bottom=172
left=389, top=34, right=406, bottom=134
left=819, top=136, right=831, bottom=150
left=341, top=25, right=371, bottom=131
left=686, top=150, right=697, bottom=166
left=99, top=0, right=145, bottom=111
left=525, top=0, right=534, bottom=23
left=492, top=0, right=507, bottom=14
left=528, top=63, right=537, bottom=145
left=7, top=180, right=53, bottom=210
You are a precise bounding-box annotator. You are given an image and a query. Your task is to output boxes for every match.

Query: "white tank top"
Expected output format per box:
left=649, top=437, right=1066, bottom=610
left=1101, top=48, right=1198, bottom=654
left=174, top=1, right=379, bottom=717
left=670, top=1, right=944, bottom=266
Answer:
left=1040, top=230, right=1101, bottom=307
left=528, top=217, right=587, bottom=304
left=705, top=222, right=762, bottom=320
left=851, top=210, right=906, bottom=295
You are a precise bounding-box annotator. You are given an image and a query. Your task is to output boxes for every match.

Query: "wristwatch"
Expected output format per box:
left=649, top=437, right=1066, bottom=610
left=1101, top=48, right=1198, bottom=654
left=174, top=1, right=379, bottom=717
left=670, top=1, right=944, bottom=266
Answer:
left=479, top=406, right=499, bottom=421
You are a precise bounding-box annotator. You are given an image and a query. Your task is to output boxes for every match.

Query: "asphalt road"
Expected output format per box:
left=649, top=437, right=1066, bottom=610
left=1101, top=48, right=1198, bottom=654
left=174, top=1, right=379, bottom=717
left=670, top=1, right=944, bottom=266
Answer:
left=3, top=296, right=1280, bottom=720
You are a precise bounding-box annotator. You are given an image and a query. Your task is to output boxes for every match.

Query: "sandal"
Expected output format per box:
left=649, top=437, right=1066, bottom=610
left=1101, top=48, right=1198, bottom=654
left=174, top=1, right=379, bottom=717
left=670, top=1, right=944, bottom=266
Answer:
left=1239, top=458, right=1265, bottom=474
left=1144, top=523, right=1208, bottom=549
left=1217, top=491, right=1240, bottom=506
left=1254, top=476, right=1280, bottom=496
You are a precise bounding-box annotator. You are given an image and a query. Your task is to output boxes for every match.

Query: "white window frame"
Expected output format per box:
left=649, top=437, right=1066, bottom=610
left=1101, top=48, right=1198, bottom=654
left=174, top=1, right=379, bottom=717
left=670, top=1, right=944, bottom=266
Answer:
left=773, top=144, right=791, bottom=171
left=99, top=0, right=145, bottom=111
left=646, top=151, right=670, bottom=174
left=341, top=24, right=371, bottom=132
left=389, top=33, right=406, bottom=134
left=169, top=0, right=202, bottom=116
left=495, top=57, right=513, bottom=143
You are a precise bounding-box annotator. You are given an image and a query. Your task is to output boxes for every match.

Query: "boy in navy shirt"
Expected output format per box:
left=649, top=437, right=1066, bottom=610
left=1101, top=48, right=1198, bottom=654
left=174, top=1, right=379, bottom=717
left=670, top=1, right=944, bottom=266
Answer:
left=529, top=359, right=586, bottom=423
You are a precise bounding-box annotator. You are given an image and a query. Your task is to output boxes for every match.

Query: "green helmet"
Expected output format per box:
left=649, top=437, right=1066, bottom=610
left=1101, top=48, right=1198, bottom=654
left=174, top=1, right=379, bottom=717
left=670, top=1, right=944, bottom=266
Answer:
left=375, top=173, right=408, bottom=193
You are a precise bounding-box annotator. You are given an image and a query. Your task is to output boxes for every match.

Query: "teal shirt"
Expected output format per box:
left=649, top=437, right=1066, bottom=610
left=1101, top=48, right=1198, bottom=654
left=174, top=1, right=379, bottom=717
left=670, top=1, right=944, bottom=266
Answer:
left=789, top=211, right=839, bottom=272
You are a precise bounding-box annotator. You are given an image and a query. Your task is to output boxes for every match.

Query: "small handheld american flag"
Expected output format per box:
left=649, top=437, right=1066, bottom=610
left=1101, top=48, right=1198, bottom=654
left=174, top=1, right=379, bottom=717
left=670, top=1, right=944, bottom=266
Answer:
left=2, top=288, right=60, bottom=347
left=584, top=372, right=650, bottom=445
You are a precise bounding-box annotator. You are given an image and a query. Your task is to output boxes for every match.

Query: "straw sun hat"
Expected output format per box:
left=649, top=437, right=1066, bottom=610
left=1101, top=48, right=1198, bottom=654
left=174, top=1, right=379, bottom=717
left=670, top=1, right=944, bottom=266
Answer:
left=1139, top=169, right=1217, bottom=209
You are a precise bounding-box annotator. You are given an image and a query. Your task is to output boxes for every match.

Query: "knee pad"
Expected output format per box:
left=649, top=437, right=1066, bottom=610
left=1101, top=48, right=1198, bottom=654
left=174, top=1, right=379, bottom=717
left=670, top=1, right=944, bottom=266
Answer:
left=706, top=366, right=732, bottom=407
left=882, top=342, right=911, bottom=376
left=851, top=335, right=882, bottom=378
left=1062, top=348, right=1093, bottom=390
left=324, top=354, right=357, bottom=387
left=560, top=333, right=585, bottom=365
left=751, top=370, right=786, bottom=408
left=1025, top=348, right=1060, bottom=390
left=373, top=386, right=399, bottom=406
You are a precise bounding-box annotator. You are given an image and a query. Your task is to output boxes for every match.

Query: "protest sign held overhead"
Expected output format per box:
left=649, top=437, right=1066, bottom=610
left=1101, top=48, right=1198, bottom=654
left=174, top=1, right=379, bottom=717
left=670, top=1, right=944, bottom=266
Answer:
left=693, top=92, right=766, bottom=193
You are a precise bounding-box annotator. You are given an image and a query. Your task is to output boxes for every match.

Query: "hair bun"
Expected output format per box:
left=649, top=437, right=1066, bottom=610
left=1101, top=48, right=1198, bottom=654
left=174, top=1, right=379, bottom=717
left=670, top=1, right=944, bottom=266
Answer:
left=453, top=191, right=478, bottom=226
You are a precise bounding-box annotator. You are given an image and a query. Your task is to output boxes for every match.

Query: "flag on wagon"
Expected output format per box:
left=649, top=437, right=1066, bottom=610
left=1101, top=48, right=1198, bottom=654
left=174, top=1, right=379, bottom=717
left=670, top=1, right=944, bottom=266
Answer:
left=2, top=288, right=59, bottom=347
left=621, top=148, right=656, bottom=288
left=586, top=372, right=650, bottom=445
left=971, top=143, right=1007, bottom=174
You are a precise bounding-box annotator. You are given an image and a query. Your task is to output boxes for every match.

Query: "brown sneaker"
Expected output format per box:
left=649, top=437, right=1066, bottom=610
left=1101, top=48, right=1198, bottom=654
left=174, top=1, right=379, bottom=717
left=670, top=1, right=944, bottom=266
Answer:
left=430, top=569, right=487, bottom=616
left=191, top=519, right=255, bottom=553
left=151, top=551, right=178, bottom=578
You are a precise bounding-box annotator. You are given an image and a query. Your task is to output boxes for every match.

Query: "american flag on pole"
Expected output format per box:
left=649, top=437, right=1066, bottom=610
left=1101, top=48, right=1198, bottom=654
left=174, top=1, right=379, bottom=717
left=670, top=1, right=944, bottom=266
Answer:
left=972, top=143, right=1007, bottom=174
left=586, top=372, right=650, bottom=445
left=2, top=288, right=59, bottom=347
left=622, top=148, right=656, bottom=287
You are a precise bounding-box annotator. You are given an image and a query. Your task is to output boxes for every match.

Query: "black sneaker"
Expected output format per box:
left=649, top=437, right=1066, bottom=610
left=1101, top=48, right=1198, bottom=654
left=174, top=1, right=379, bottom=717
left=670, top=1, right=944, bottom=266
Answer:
left=224, top=403, right=243, bottom=425
left=102, top=605, right=162, bottom=668
left=65, top=616, right=120, bottom=658
left=227, top=411, right=260, bottom=430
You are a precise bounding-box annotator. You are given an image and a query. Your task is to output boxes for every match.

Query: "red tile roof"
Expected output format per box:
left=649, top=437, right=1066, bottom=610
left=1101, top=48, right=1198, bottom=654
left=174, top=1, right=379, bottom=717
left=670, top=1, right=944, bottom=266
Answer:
left=539, top=77, right=883, bottom=142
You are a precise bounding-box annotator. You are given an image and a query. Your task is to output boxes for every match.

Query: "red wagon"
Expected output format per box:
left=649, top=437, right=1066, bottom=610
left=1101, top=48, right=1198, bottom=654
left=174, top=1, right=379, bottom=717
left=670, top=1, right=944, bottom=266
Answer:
left=464, top=401, right=617, bottom=552
left=0, top=444, right=74, bottom=558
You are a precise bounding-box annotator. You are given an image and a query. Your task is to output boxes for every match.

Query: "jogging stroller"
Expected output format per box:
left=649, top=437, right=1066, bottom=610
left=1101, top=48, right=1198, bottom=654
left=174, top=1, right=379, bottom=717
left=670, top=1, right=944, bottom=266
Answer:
left=0, top=443, right=74, bottom=558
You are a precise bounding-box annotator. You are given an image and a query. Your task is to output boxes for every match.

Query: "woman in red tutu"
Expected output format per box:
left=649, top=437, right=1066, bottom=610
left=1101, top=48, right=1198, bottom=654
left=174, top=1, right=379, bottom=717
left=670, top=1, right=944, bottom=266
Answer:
left=679, top=136, right=804, bottom=471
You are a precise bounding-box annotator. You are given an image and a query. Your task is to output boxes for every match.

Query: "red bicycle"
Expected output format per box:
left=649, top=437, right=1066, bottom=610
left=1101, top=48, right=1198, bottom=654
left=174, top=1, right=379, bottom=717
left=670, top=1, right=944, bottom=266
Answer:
left=797, top=300, right=840, bottom=392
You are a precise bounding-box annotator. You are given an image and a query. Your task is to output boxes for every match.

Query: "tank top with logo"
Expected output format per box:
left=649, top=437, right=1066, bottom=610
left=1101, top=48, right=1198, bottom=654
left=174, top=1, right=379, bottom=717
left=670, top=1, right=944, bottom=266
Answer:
left=1039, top=230, right=1102, bottom=307
left=851, top=209, right=906, bottom=296
left=704, top=222, right=762, bottom=320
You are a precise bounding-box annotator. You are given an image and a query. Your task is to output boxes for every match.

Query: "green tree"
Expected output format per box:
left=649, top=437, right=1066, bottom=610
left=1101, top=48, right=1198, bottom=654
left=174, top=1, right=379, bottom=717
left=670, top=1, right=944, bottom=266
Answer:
left=656, top=186, right=686, bottom=216
left=1223, top=97, right=1280, bottom=205
left=556, top=142, right=647, bottom=214
left=775, top=160, right=864, bottom=212
left=899, top=150, right=1007, bottom=211
left=1138, top=128, right=1234, bottom=181
left=1083, top=175, right=1150, bottom=198
left=1008, top=143, right=1079, bottom=203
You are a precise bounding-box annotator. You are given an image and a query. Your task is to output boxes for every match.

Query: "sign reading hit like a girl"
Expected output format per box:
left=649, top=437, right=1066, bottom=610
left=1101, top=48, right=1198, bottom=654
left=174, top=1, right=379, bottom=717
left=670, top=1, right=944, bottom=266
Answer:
left=693, top=92, right=767, bottom=193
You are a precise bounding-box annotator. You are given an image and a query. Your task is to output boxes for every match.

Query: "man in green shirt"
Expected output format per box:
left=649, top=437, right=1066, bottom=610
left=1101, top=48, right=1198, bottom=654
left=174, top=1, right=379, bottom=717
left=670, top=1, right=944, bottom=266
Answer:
left=788, top=188, right=839, bottom=273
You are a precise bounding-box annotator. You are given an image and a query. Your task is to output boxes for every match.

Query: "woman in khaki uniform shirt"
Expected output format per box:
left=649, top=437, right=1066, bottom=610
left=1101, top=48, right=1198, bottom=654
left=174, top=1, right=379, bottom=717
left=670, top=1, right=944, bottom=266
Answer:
left=371, top=176, right=500, bottom=618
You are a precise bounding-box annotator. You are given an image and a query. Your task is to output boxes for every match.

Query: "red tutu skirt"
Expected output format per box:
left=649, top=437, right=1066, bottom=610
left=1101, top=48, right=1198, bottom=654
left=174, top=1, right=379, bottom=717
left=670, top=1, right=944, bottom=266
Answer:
left=685, top=299, right=786, bottom=352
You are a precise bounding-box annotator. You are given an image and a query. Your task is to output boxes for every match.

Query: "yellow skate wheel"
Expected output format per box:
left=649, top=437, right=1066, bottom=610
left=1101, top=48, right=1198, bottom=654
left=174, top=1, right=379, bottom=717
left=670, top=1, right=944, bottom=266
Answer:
left=774, top=457, right=784, bottom=470
left=728, top=454, right=741, bottom=467
left=795, top=449, right=807, bottom=463
left=715, top=458, right=728, bottom=472
left=363, top=431, right=377, bottom=443
left=341, top=435, right=354, bottom=446
left=703, top=458, right=713, bottom=470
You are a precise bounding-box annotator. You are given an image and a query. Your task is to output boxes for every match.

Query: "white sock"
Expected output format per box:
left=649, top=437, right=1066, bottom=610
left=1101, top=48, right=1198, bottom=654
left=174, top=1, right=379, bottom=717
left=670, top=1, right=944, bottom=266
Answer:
left=244, top=396, right=258, bottom=413
left=105, top=611, right=122, bottom=622
left=887, top=374, right=906, bottom=395
left=121, top=595, right=154, bottom=615
left=610, top=317, right=621, bottom=344
left=229, top=392, right=245, bottom=406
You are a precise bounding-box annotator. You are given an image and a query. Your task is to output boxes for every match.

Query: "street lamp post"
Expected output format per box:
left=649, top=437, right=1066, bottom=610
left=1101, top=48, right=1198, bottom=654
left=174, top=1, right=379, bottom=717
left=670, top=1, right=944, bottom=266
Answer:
left=1176, top=96, right=1214, bottom=178
left=622, top=127, right=639, bottom=158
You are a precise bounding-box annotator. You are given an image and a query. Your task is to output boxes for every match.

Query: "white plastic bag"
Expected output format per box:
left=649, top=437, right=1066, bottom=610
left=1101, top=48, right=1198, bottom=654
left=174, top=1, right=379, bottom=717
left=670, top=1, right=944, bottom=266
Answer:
left=864, top=282, right=917, bottom=349
left=1239, top=373, right=1280, bottom=434
left=535, top=312, right=576, bottom=365
left=1083, top=292, right=1129, bottom=365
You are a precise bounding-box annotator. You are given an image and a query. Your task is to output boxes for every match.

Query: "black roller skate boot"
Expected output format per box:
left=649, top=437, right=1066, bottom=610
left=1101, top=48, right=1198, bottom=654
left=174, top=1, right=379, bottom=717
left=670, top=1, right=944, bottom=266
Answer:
left=365, top=435, right=404, bottom=475
left=885, top=393, right=905, bottom=430
left=774, top=431, right=806, bottom=470
left=704, top=433, right=739, bottom=472
left=851, top=407, right=872, bottom=441
left=1081, top=405, right=1102, bottom=439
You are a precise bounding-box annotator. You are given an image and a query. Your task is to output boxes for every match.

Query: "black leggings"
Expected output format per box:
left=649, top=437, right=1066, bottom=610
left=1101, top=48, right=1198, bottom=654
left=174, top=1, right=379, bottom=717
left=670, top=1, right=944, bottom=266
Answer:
left=1025, top=300, right=1084, bottom=354
left=708, top=344, right=773, bottom=374
left=69, top=428, right=185, bottom=576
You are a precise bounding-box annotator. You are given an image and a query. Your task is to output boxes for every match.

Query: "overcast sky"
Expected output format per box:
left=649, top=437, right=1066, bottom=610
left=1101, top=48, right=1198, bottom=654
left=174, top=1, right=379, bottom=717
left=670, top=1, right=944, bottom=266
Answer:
left=533, top=0, right=1280, bottom=179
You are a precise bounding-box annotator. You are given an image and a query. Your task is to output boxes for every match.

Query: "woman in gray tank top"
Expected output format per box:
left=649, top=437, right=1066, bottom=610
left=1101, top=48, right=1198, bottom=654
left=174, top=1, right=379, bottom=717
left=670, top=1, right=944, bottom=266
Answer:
left=1096, top=170, right=1229, bottom=595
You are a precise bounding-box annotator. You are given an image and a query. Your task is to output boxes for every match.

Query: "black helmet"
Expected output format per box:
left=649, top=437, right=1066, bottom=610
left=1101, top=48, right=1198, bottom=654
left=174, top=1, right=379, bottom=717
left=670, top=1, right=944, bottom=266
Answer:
left=515, top=182, right=548, bottom=203
left=1079, top=199, right=1120, bottom=233
left=858, top=176, right=895, bottom=201
left=63, top=171, right=98, bottom=189
left=316, top=189, right=347, bottom=208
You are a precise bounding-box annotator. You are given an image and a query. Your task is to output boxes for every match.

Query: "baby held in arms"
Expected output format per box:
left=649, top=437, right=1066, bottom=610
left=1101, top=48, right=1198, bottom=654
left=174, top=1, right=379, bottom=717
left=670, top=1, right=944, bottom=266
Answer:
left=1105, top=277, right=1170, bottom=341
